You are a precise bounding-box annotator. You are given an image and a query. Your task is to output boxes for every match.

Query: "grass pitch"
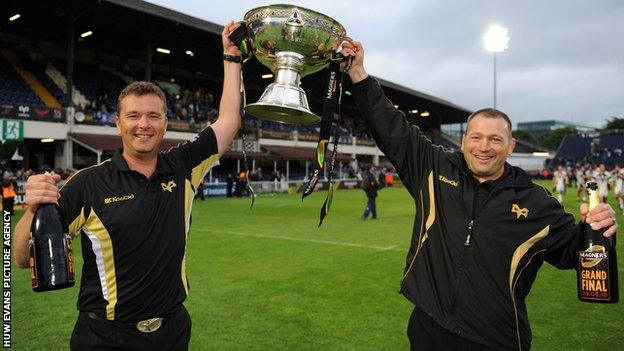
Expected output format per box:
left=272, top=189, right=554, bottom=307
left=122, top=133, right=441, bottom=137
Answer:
left=9, top=181, right=624, bottom=350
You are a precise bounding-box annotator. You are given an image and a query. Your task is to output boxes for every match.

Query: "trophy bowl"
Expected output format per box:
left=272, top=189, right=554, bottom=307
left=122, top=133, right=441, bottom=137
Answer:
left=243, top=4, right=347, bottom=124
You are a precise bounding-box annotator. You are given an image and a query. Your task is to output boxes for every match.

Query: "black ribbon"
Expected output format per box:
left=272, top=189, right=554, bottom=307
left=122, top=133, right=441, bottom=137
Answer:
left=302, top=54, right=351, bottom=226
left=227, top=24, right=256, bottom=209
left=238, top=71, right=256, bottom=209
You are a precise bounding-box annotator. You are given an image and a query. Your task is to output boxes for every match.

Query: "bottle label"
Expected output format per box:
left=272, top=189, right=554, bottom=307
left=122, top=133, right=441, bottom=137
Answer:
left=65, top=234, right=75, bottom=283
left=578, top=247, right=610, bottom=300
left=29, top=235, right=39, bottom=289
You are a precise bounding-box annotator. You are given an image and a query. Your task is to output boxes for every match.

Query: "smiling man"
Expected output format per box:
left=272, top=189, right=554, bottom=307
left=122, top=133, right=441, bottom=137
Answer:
left=461, top=110, right=515, bottom=183
left=341, top=41, right=618, bottom=350
left=117, top=92, right=169, bottom=157
left=13, top=21, right=244, bottom=350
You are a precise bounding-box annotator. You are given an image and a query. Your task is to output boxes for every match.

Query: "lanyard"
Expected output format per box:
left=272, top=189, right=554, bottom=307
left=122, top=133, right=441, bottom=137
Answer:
left=302, top=54, right=352, bottom=226
left=239, top=69, right=255, bottom=209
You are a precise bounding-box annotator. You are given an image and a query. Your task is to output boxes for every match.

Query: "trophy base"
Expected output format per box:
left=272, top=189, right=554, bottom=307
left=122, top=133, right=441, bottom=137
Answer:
left=245, top=81, right=320, bottom=125
left=245, top=102, right=320, bottom=125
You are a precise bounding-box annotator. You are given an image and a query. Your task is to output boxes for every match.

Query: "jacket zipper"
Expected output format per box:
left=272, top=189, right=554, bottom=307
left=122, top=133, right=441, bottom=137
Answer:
left=464, top=219, right=474, bottom=246
left=462, top=183, right=532, bottom=247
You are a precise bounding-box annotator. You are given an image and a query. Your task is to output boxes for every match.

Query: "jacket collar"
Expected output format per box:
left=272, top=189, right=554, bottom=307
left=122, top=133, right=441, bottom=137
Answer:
left=111, top=149, right=175, bottom=175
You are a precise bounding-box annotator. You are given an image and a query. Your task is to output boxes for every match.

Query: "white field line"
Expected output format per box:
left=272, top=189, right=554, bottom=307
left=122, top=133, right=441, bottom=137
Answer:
left=197, top=228, right=403, bottom=252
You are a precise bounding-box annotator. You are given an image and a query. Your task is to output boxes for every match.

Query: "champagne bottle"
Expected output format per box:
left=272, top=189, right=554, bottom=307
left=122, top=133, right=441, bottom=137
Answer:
left=29, top=168, right=75, bottom=292
left=577, top=182, right=618, bottom=303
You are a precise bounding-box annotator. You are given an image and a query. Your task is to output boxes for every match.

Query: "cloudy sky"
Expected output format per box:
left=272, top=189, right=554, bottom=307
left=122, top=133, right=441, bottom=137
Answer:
left=148, top=0, right=623, bottom=128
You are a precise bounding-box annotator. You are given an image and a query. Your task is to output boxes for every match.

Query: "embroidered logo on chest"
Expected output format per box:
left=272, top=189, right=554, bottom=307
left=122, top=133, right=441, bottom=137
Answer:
left=438, top=175, right=458, bottom=187
left=104, top=194, right=135, bottom=204
left=511, top=203, right=529, bottom=219
left=161, top=180, right=177, bottom=192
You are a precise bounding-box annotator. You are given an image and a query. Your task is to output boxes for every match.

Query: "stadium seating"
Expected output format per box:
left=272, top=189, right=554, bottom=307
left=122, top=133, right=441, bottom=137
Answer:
left=0, top=53, right=44, bottom=106
left=555, top=136, right=592, bottom=158
left=46, top=58, right=127, bottom=106
left=552, top=133, right=624, bottom=167
left=16, top=51, right=66, bottom=106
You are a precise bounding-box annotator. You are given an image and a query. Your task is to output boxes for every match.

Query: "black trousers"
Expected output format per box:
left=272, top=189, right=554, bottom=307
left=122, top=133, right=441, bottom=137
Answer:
left=407, top=307, right=494, bottom=351
left=70, top=305, right=191, bottom=351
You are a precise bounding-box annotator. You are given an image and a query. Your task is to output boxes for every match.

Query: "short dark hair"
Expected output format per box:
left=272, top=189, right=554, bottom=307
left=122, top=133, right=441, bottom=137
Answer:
left=465, top=108, right=512, bottom=137
left=117, top=81, right=167, bottom=116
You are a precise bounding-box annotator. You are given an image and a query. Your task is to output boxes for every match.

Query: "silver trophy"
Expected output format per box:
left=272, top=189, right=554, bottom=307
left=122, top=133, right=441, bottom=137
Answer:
left=242, top=4, right=348, bottom=124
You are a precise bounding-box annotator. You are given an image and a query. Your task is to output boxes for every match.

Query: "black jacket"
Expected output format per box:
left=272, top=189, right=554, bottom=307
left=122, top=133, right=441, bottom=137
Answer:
left=362, top=170, right=379, bottom=198
left=354, top=77, right=580, bottom=350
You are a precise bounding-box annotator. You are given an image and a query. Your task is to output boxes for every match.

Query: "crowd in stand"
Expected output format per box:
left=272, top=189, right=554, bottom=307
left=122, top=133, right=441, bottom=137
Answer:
left=79, top=84, right=220, bottom=130
left=550, top=141, right=624, bottom=168
left=551, top=145, right=623, bottom=170
left=589, top=142, right=623, bottom=164
left=165, top=86, right=219, bottom=125
left=83, top=93, right=116, bottom=125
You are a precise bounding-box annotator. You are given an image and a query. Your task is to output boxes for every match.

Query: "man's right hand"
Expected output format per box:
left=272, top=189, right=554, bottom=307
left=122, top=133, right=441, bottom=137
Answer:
left=24, top=174, right=61, bottom=213
left=222, top=21, right=243, bottom=57
left=341, top=40, right=368, bottom=84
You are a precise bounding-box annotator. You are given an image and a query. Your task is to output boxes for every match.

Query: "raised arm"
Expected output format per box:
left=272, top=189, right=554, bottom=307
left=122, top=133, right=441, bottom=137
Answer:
left=210, top=21, right=243, bottom=154
left=342, top=41, right=438, bottom=195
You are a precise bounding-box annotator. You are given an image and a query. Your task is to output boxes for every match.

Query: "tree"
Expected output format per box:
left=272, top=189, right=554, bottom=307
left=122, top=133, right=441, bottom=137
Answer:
left=512, top=130, right=538, bottom=145
left=604, top=116, right=624, bottom=130
left=544, top=126, right=578, bottom=151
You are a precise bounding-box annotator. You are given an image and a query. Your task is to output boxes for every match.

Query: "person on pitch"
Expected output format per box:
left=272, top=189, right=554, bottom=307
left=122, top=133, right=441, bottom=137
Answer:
left=593, top=163, right=611, bottom=203
left=13, top=21, right=244, bottom=350
left=361, top=164, right=379, bottom=220
left=613, top=165, right=624, bottom=214
left=552, top=165, right=568, bottom=202
left=340, top=40, right=618, bottom=350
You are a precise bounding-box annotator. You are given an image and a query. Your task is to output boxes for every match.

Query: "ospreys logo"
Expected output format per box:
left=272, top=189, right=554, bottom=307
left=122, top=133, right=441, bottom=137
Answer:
left=511, top=204, right=529, bottom=219
left=161, top=180, right=177, bottom=192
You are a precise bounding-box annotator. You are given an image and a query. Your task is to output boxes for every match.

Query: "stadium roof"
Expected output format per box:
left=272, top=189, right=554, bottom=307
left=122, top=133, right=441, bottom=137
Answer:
left=105, top=0, right=222, bottom=35
left=1, top=0, right=471, bottom=125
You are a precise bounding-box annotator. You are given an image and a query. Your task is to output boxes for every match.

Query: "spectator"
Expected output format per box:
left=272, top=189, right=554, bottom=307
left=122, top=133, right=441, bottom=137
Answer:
left=2, top=173, right=17, bottom=215
left=360, top=165, right=379, bottom=220
left=385, top=170, right=394, bottom=187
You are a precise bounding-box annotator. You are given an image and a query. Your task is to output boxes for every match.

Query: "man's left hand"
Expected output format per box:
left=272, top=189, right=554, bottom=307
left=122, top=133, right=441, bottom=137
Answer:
left=580, top=203, right=618, bottom=237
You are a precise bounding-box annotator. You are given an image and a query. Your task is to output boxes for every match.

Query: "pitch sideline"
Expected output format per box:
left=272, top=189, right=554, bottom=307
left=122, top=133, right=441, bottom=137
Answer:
left=196, top=228, right=404, bottom=252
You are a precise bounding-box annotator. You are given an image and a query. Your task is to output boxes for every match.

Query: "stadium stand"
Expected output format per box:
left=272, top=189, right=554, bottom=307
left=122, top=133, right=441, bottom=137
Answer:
left=555, top=136, right=593, bottom=159
left=0, top=51, right=44, bottom=106
left=551, top=132, right=624, bottom=168
left=16, top=51, right=66, bottom=106
left=46, top=57, right=125, bottom=108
